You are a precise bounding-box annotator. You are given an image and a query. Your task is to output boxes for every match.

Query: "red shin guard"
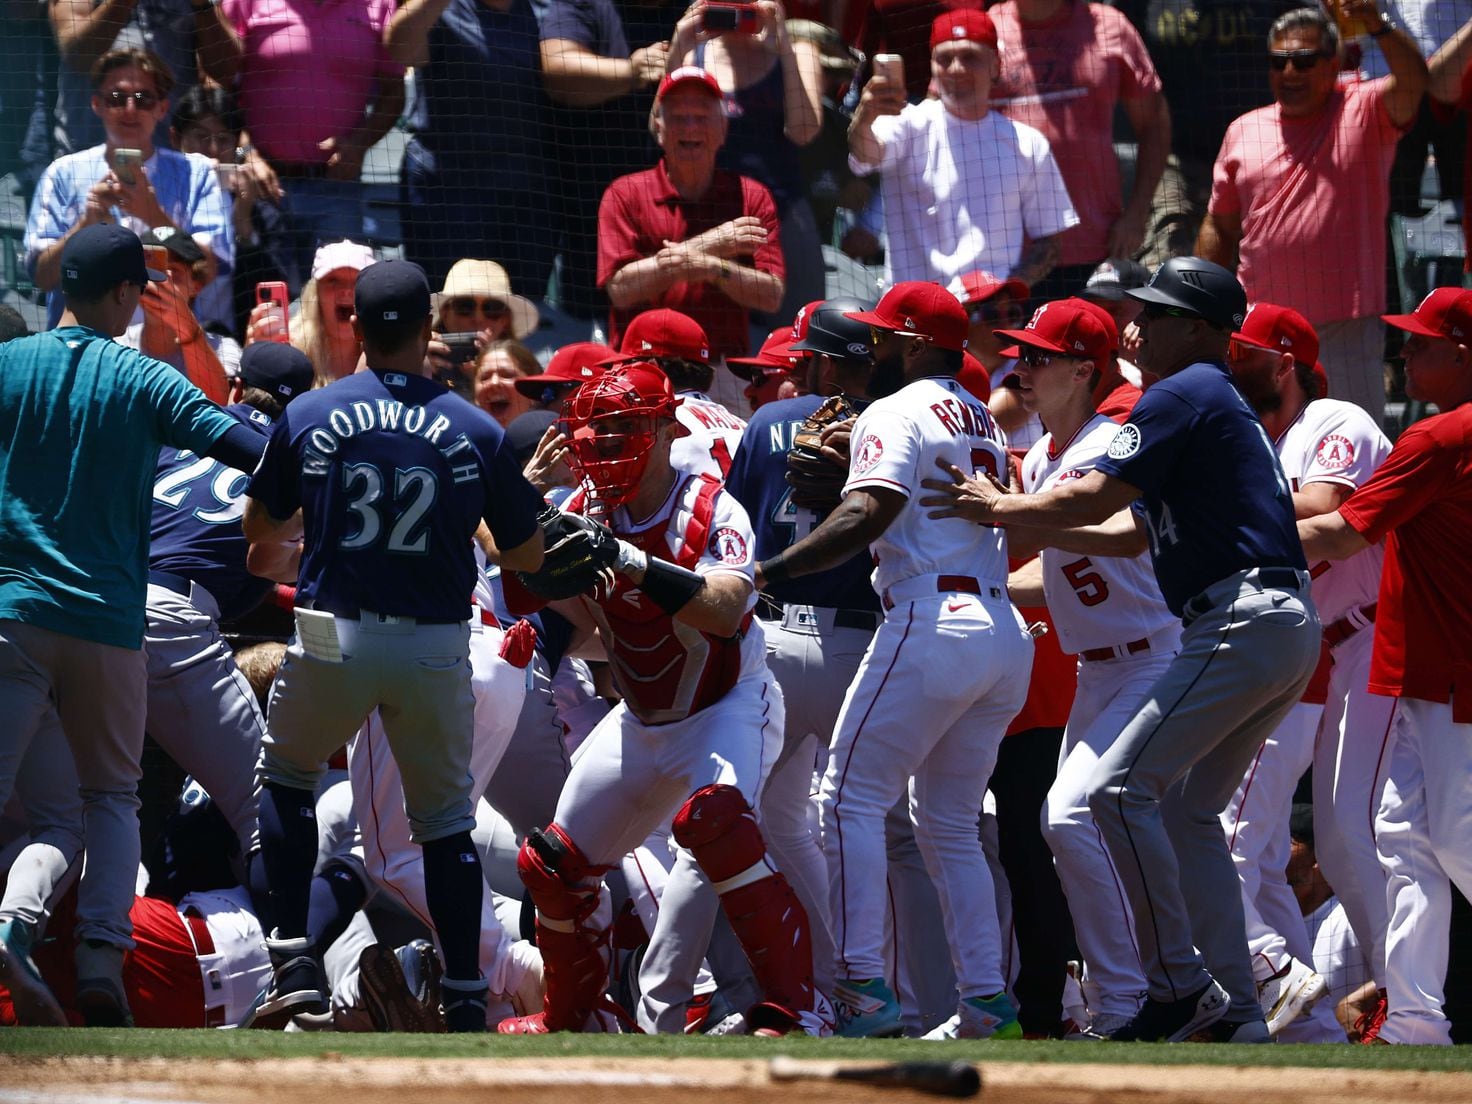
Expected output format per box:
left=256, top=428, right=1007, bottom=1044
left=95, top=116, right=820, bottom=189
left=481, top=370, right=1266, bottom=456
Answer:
left=515, top=824, right=611, bottom=1031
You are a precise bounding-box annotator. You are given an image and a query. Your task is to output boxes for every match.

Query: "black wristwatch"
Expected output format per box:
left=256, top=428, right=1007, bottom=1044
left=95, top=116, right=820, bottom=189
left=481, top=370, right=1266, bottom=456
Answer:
left=1369, top=21, right=1391, bottom=38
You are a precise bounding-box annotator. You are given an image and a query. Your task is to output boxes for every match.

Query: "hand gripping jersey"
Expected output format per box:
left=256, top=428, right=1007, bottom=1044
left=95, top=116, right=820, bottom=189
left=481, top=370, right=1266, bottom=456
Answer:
left=1274, top=398, right=1389, bottom=624
left=671, top=391, right=746, bottom=480
left=843, top=375, right=1010, bottom=596
left=1022, top=413, right=1176, bottom=655
left=575, top=472, right=765, bottom=724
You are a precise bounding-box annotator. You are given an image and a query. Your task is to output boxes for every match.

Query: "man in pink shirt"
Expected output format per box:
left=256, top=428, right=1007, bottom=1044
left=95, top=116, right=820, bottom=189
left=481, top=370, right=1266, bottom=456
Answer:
left=987, top=0, right=1171, bottom=303
left=1197, top=4, right=1426, bottom=427
left=197, top=0, right=406, bottom=291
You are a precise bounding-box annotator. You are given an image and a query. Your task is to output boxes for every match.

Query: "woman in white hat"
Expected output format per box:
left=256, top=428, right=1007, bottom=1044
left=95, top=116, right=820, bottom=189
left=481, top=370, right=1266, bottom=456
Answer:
left=245, top=238, right=376, bottom=384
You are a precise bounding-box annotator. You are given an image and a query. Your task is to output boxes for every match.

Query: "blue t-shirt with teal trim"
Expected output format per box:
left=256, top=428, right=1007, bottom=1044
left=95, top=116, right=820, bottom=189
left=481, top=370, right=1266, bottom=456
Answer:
left=0, top=326, right=239, bottom=647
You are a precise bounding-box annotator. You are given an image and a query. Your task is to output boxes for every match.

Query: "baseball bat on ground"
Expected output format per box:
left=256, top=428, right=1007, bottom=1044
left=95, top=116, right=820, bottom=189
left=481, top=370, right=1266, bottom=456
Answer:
left=768, top=1057, right=982, bottom=1098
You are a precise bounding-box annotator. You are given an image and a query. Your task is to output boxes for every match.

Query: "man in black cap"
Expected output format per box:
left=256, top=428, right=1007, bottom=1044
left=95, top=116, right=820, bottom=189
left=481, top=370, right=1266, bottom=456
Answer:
left=921, top=256, right=1322, bottom=1043
left=242, top=259, right=546, bottom=1032
left=0, top=222, right=266, bottom=1027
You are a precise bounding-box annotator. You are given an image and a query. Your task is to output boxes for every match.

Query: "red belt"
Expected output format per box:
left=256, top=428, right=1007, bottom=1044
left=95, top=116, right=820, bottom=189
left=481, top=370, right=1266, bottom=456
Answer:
left=181, top=907, right=226, bottom=1028
left=480, top=607, right=497, bottom=626
left=1323, top=602, right=1376, bottom=648
left=1079, top=637, right=1151, bottom=663
left=882, top=574, right=981, bottom=611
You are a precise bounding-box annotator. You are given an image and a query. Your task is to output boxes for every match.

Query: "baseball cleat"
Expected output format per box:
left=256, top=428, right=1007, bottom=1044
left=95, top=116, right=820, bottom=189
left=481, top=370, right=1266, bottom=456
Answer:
left=74, top=975, right=133, bottom=1028
left=1257, top=957, right=1326, bottom=1036
left=242, top=935, right=327, bottom=1030
left=832, top=977, right=903, bottom=1038
left=747, top=992, right=835, bottom=1038
left=0, top=919, right=66, bottom=1027
left=441, top=975, right=490, bottom=1033
left=1066, top=1011, right=1135, bottom=1041
left=359, top=942, right=443, bottom=1033
left=1103, top=979, right=1229, bottom=1042
left=922, top=992, right=1022, bottom=1040
left=1190, top=1016, right=1273, bottom=1043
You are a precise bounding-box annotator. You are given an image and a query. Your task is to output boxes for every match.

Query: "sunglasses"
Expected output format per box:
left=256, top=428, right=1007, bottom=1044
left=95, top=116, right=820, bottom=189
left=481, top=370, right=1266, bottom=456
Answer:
left=1018, top=348, right=1085, bottom=368
left=1227, top=337, right=1278, bottom=361
left=969, top=300, right=1024, bottom=326
left=1268, top=49, right=1332, bottom=72
left=1141, top=302, right=1197, bottom=321
left=102, top=89, right=160, bottom=110
left=447, top=297, right=509, bottom=317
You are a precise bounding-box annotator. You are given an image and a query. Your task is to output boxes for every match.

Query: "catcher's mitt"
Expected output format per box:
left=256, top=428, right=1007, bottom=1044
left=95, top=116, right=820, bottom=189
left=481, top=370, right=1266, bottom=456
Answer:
left=514, top=506, right=618, bottom=600
left=785, top=394, right=859, bottom=512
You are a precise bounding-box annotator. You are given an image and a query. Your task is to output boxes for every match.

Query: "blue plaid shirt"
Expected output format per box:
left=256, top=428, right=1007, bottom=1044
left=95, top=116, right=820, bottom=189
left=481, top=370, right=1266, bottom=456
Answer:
left=24, top=145, right=234, bottom=329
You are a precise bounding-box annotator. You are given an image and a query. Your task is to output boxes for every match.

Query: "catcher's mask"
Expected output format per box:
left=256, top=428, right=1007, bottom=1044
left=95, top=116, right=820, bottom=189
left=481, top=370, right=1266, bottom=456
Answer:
left=559, top=361, right=683, bottom=509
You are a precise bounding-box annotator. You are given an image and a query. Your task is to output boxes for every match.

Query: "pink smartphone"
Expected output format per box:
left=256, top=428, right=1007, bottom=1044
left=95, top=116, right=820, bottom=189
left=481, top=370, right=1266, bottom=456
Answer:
left=255, top=281, right=291, bottom=343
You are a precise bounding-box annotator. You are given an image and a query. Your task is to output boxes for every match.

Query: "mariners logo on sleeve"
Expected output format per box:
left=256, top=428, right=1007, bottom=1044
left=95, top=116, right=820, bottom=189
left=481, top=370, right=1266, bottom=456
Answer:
left=854, top=434, right=885, bottom=473
left=711, top=527, right=749, bottom=564
left=1106, top=424, right=1141, bottom=460
left=1315, top=434, right=1355, bottom=471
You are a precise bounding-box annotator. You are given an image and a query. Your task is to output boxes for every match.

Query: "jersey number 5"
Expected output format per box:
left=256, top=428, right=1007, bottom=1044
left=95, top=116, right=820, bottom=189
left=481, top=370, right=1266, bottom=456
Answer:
left=340, top=463, right=439, bottom=554
left=1060, top=557, right=1110, bottom=607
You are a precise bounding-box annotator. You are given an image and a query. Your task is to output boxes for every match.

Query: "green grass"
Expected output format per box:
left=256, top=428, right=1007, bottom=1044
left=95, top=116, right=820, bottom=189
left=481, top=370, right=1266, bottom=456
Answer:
left=0, top=1030, right=1469, bottom=1071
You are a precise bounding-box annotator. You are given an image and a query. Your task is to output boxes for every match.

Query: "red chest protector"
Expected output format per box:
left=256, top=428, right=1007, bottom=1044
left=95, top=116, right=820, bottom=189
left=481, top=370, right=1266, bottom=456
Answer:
left=580, top=474, right=749, bottom=725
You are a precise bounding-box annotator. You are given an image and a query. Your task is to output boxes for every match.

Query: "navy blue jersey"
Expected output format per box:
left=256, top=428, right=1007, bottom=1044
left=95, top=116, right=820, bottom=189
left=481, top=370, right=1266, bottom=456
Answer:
left=248, top=370, right=543, bottom=620
left=725, top=395, right=881, bottom=611
left=150, top=403, right=275, bottom=620
left=1093, top=361, right=1306, bottom=616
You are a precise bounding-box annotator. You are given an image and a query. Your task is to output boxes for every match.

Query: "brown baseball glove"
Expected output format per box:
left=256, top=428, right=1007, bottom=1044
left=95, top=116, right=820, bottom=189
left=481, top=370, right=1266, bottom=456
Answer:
left=785, top=394, right=859, bottom=512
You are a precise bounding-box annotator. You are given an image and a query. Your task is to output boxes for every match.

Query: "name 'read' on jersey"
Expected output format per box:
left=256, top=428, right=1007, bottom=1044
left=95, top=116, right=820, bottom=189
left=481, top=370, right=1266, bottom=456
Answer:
left=577, top=473, right=767, bottom=725
left=1276, top=398, right=1390, bottom=624
left=843, top=376, right=1010, bottom=597
left=1021, top=413, right=1177, bottom=655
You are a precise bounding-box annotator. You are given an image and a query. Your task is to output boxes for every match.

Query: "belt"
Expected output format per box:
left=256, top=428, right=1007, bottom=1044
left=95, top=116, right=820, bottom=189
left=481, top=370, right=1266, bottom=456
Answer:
left=1079, top=637, right=1151, bottom=663
left=479, top=607, right=497, bottom=627
left=180, top=908, right=226, bottom=1028
left=1323, top=602, right=1377, bottom=648
left=883, top=574, right=1000, bottom=612
left=148, top=569, right=193, bottom=597
left=1181, top=566, right=1304, bottom=626
left=756, top=598, right=881, bottom=632
left=306, top=605, right=464, bottom=627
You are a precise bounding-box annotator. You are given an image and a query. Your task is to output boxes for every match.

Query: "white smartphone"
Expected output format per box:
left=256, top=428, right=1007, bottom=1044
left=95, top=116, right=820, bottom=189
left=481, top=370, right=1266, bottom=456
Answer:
left=214, top=161, right=239, bottom=192
left=113, top=147, right=143, bottom=186
left=873, top=53, right=905, bottom=90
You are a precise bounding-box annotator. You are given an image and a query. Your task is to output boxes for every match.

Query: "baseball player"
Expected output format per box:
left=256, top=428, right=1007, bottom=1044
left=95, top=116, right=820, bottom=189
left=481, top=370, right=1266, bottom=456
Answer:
left=603, top=309, right=746, bottom=478
left=242, top=260, right=547, bottom=1032
left=923, top=258, right=1321, bottom=1043
left=992, top=298, right=1171, bottom=1039
left=1223, top=303, right=1390, bottom=1041
left=757, top=282, right=1034, bottom=1041
left=497, top=362, right=828, bottom=1037
left=1298, top=287, right=1472, bottom=1046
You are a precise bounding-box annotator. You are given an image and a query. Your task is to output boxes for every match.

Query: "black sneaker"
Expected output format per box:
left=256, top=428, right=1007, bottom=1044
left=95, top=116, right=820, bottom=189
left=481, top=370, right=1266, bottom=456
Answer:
left=242, top=935, right=327, bottom=1030
left=1105, top=980, right=1229, bottom=1042
left=1190, top=1016, right=1272, bottom=1043
left=75, top=976, right=134, bottom=1028
left=441, top=976, right=489, bottom=1034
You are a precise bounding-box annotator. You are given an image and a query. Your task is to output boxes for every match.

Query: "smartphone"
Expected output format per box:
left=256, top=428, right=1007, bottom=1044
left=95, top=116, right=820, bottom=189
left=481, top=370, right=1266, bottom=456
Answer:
left=873, top=53, right=905, bottom=90
left=439, top=331, right=480, bottom=367
left=703, top=2, right=760, bottom=35
left=214, top=161, right=239, bottom=193
left=255, top=281, right=291, bottom=344
left=143, top=244, right=170, bottom=277
left=113, top=147, right=143, bottom=186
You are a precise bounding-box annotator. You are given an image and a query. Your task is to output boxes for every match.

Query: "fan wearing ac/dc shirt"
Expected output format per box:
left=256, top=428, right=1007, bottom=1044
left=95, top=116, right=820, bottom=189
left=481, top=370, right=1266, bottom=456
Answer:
left=241, top=260, right=546, bottom=1033
left=496, top=360, right=830, bottom=1038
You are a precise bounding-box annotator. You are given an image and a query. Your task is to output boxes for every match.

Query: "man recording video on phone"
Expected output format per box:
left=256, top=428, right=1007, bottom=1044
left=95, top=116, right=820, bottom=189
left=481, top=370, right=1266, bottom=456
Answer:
left=24, top=47, right=233, bottom=333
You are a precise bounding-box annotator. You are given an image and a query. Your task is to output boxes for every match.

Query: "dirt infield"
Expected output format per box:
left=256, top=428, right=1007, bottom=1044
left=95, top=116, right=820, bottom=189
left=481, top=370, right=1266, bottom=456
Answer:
left=4, top=1056, right=1472, bottom=1104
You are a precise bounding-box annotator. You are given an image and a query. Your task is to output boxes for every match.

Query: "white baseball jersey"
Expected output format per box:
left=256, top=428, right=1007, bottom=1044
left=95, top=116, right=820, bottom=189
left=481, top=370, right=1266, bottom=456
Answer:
left=1275, top=398, right=1389, bottom=623
left=1022, top=414, right=1176, bottom=654
left=671, top=391, right=746, bottom=481
left=845, top=374, right=1009, bottom=596
left=1306, top=894, right=1369, bottom=1011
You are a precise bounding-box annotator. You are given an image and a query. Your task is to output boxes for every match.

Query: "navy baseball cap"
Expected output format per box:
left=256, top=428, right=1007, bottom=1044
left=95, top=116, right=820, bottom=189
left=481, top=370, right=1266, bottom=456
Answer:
left=354, top=259, right=431, bottom=327
left=239, top=341, right=314, bottom=405
left=61, top=223, right=165, bottom=297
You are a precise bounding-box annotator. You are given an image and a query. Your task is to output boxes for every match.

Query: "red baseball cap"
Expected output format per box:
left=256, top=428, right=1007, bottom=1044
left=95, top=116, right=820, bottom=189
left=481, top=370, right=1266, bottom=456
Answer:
left=846, top=281, right=970, bottom=352
left=956, top=270, right=1029, bottom=307
left=1231, top=303, right=1319, bottom=368
left=727, top=328, right=797, bottom=381
left=1383, top=287, right=1472, bottom=341
left=996, top=297, right=1117, bottom=371
left=955, top=351, right=992, bottom=402
left=656, top=66, right=724, bottom=103
left=930, top=9, right=998, bottom=50
left=609, top=308, right=711, bottom=364
left=514, top=341, right=611, bottom=397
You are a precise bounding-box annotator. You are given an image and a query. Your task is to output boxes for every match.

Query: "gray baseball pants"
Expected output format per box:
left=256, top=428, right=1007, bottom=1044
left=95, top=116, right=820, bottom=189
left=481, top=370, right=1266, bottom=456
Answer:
left=1087, top=569, right=1320, bottom=1019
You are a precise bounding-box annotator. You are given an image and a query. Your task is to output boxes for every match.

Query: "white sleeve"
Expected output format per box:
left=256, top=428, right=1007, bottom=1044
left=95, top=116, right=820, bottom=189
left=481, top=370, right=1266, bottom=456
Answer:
left=844, top=407, right=918, bottom=499
left=1019, top=126, right=1080, bottom=239
left=849, top=105, right=912, bottom=175
left=1300, top=404, right=1392, bottom=489
left=695, top=489, right=757, bottom=582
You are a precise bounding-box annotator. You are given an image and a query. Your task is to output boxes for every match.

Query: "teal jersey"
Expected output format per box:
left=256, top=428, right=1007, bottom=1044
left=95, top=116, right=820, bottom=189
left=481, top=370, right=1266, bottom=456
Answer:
left=0, top=326, right=238, bottom=647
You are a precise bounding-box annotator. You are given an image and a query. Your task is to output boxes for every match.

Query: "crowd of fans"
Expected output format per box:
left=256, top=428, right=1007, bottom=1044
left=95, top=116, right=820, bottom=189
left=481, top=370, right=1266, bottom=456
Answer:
left=3, top=0, right=1472, bottom=1048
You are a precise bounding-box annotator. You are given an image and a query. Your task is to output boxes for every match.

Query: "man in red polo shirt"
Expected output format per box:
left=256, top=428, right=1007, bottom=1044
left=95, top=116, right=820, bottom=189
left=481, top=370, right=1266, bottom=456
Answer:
left=1298, top=287, right=1472, bottom=1047
left=596, top=67, right=785, bottom=365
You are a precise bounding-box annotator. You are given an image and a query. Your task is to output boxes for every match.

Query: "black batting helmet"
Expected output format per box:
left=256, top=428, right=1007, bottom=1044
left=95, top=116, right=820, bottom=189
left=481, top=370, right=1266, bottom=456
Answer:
left=789, top=296, right=876, bottom=363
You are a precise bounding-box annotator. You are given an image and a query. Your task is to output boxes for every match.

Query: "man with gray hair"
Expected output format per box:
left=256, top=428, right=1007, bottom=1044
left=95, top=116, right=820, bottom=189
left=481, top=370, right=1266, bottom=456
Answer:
left=1196, top=3, right=1426, bottom=428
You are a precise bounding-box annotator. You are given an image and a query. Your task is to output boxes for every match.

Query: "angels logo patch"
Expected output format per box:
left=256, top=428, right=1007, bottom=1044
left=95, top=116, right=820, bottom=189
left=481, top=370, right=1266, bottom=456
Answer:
left=710, top=527, right=749, bottom=564
left=854, top=434, right=884, bottom=473
left=1106, top=424, right=1141, bottom=460
left=1315, top=434, right=1355, bottom=471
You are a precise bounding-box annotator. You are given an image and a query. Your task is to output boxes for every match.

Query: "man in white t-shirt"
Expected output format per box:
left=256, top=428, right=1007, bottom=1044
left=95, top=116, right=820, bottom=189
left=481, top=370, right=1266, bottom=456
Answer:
left=848, top=10, right=1077, bottom=294
left=756, top=282, right=1034, bottom=1040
